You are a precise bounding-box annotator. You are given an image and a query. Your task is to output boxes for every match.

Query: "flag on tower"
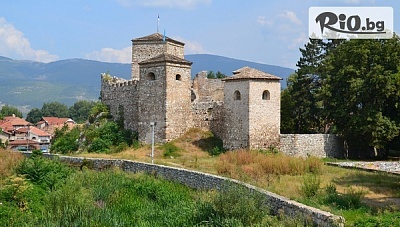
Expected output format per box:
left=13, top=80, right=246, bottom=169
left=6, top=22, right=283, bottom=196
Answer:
left=163, top=29, right=166, bottom=42
left=157, top=14, right=160, bottom=33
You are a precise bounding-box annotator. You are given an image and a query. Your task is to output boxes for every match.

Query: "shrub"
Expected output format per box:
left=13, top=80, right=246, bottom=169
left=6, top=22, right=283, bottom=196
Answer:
left=300, top=174, right=321, bottom=198
left=16, top=156, right=72, bottom=190
left=323, top=183, right=365, bottom=210
left=211, top=184, right=269, bottom=225
left=161, top=142, right=181, bottom=158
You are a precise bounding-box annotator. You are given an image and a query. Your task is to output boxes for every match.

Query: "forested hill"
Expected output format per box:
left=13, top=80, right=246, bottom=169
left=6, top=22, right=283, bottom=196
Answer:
left=0, top=54, right=294, bottom=111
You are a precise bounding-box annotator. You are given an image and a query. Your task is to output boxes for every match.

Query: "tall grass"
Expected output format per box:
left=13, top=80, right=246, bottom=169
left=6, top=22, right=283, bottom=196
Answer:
left=0, top=149, right=23, bottom=180
left=3, top=156, right=310, bottom=226
left=216, top=150, right=323, bottom=184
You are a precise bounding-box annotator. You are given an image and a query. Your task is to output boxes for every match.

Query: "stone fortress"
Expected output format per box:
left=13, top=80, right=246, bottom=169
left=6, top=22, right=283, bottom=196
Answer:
left=101, top=32, right=343, bottom=156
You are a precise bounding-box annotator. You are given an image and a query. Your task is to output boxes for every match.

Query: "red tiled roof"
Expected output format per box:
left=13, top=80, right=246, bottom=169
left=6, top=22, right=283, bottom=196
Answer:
left=2, top=116, right=31, bottom=126
left=132, top=33, right=184, bottom=46
left=29, top=126, right=51, bottom=137
left=223, top=66, right=282, bottom=81
left=9, top=139, right=39, bottom=145
left=0, top=116, right=31, bottom=133
left=41, top=117, right=75, bottom=125
left=139, top=53, right=192, bottom=66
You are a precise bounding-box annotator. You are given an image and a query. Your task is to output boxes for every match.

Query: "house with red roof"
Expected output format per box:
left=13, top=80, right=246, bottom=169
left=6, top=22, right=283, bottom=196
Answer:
left=0, top=115, right=52, bottom=151
left=36, top=117, right=76, bottom=135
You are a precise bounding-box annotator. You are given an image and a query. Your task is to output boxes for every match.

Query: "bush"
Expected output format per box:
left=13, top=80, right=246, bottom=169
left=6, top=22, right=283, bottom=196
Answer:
left=323, top=183, right=365, bottom=209
left=210, top=184, right=269, bottom=225
left=161, top=142, right=181, bottom=158
left=16, top=156, right=73, bottom=190
left=300, top=174, right=321, bottom=198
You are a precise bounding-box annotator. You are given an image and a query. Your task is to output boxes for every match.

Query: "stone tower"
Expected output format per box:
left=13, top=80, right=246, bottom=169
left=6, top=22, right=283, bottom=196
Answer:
left=131, top=33, right=185, bottom=80
left=222, top=67, right=281, bottom=150
left=135, top=34, right=192, bottom=143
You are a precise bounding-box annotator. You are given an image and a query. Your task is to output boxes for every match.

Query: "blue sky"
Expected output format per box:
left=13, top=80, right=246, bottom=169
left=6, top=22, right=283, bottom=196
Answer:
left=0, top=0, right=398, bottom=69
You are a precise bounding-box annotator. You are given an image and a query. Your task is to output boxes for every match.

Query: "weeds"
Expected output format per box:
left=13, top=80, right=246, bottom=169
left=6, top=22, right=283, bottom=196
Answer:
left=300, top=174, right=321, bottom=198
left=216, top=150, right=323, bottom=181
left=0, top=150, right=23, bottom=180
left=160, top=142, right=181, bottom=158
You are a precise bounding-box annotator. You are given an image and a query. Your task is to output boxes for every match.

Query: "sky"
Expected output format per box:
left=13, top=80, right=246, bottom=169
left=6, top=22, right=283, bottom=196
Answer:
left=0, top=0, right=399, bottom=69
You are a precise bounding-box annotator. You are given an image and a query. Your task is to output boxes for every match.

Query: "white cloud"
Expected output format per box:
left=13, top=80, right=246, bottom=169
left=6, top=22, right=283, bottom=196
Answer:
left=172, top=36, right=208, bottom=54
left=116, top=0, right=211, bottom=9
left=257, top=16, right=273, bottom=26
left=0, top=17, right=58, bottom=63
left=288, top=32, right=308, bottom=50
left=85, top=46, right=131, bottom=63
left=279, top=10, right=302, bottom=26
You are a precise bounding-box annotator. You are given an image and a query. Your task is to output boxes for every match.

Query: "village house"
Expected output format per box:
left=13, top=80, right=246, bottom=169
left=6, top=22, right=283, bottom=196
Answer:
left=0, top=115, right=66, bottom=152
left=35, top=117, right=76, bottom=135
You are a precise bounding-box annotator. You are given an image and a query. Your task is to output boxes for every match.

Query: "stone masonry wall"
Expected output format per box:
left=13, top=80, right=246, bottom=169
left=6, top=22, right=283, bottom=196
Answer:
left=191, top=101, right=224, bottom=139
left=248, top=80, right=281, bottom=149
left=223, top=80, right=250, bottom=149
left=280, top=134, right=344, bottom=158
left=138, top=65, right=167, bottom=143
left=101, top=76, right=139, bottom=132
left=32, top=153, right=344, bottom=227
left=165, top=63, right=192, bottom=141
left=191, top=71, right=224, bottom=102
left=190, top=71, right=225, bottom=139
left=131, top=41, right=184, bottom=80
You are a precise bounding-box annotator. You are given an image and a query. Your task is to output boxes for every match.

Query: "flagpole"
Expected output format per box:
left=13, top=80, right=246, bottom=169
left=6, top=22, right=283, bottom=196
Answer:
left=157, top=14, right=159, bottom=33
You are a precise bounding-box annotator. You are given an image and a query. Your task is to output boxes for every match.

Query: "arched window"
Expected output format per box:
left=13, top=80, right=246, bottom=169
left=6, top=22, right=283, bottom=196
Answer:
left=234, top=90, right=241, bottom=100
left=262, top=90, right=270, bottom=100
left=147, top=72, right=156, bottom=80
left=176, top=74, right=182, bottom=81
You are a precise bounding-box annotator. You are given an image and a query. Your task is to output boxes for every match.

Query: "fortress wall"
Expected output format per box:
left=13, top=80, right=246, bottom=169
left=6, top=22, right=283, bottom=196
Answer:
left=191, top=101, right=224, bottom=139
left=192, top=72, right=224, bottom=102
left=31, top=153, right=344, bottom=227
left=101, top=78, right=139, bottom=131
left=280, top=134, right=344, bottom=158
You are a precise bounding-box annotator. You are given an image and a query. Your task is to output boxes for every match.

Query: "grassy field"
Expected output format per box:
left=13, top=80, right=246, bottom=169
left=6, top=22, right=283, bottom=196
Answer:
left=0, top=149, right=313, bottom=226
left=74, top=128, right=400, bottom=226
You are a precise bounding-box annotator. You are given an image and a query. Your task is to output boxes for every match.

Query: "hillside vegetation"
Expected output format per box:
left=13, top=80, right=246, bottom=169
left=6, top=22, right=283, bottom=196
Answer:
left=74, top=129, right=400, bottom=226
left=0, top=149, right=310, bottom=226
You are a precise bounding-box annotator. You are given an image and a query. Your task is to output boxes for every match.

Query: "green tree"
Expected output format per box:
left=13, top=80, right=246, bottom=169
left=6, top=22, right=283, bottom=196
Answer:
left=284, top=39, right=326, bottom=133
left=284, top=38, right=344, bottom=133
left=216, top=71, right=227, bottom=79
left=321, top=36, right=400, bottom=158
left=26, top=108, right=43, bottom=124
left=88, top=102, right=111, bottom=124
left=51, top=125, right=81, bottom=154
left=207, top=70, right=216, bottom=79
left=0, top=105, right=23, bottom=118
left=69, top=100, right=97, bottom=124
left=41, top=102, right=69, bottom=118
left=280, top=88, right=296, bottom=133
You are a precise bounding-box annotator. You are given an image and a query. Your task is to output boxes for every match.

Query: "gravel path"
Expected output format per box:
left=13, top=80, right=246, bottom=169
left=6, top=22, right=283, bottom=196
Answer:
left=327, top=161, right=400, bottom=174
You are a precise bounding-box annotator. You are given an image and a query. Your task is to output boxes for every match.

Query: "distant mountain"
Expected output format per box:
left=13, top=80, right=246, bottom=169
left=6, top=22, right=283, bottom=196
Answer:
left=0, top=54, right=294, bottom=112
left=186, top=54, right=294, bottom=83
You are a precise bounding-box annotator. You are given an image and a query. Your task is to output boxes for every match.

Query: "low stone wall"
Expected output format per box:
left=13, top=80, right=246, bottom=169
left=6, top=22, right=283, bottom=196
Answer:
left=27, top=153, right=345, bottom=226
left=280, top=134, right=344, bottom=158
